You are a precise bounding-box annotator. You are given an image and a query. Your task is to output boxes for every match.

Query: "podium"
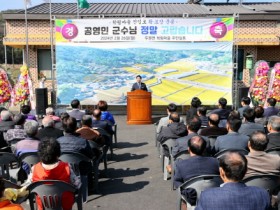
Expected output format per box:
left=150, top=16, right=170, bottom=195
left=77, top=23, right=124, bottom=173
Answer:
left=127, top=90, right=152, bottom=125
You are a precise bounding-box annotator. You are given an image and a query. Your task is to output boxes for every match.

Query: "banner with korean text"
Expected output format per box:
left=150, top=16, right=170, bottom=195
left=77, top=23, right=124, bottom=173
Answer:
left=55, top=17, right=234, bottom=105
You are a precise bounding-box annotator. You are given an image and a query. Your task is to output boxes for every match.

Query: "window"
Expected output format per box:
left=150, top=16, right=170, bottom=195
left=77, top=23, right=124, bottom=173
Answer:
left=37, top=49, right=52, bottom=79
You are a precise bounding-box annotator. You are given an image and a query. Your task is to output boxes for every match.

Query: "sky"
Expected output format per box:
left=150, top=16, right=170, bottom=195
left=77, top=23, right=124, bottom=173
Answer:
left=0, top=0, right=278, bottom=11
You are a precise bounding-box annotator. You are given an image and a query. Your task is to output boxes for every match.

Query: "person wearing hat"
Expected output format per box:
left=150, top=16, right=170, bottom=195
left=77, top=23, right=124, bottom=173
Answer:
left=131, top=75, right=148, bottom=91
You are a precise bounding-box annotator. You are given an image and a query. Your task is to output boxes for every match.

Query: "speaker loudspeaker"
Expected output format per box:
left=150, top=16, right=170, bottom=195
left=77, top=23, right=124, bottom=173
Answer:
left=238, top=87, right=250, bottom=108
left=35, top=88, right=48, bottom=115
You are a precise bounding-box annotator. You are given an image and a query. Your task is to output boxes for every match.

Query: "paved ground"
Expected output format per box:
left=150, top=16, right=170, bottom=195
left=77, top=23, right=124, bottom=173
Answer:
left=22, top=115, right=177, bottom=210
left=79, top=115, right=176, bottom=210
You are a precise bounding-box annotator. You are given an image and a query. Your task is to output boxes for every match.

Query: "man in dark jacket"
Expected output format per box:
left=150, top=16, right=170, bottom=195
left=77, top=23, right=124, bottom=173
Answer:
left=157, top=112, right=187, bottom=144
left=199, top=113, right=228, bottom=137
left=174, top=136, right=219, bottom=188
left=172, top=116, right=202, bottom=156
left=266, top=116, right=280, bottom=150
left=37, top=116, right=64, bottom=140
left=57, top=116, right=93, bottom=173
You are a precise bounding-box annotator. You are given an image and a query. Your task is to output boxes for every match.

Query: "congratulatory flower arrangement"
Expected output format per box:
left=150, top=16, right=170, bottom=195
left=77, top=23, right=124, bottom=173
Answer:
left=249, top=61, right=270, bottom=106
left=267, top=63, right=280, bottom=102
left=0, top=69, right=12, bottom=104
left=11, top=65, right=31, bottom=106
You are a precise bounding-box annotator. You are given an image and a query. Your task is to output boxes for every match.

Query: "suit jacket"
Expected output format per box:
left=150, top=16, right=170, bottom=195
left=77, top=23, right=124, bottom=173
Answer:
left=245, top=151, right=280, bottom=178
left=68, top=109, right=85, bottom=121
left=215, top=132, right=249, bottom=153
left=199, top=116, right=208, bottom=127
left=264, top=106, right=279, bottom=118
left=131, top=82, right=148, bottom=91
left=186, top=107, right=198, bottom=122
left=156, top=116, right=185, bottom=134
left=267, top=132, right=280, bottom=150
left=36, top=127, right=64, bottom=140
left=209, top=108, right=231, bottom=120
left=174, top=156, right=219, bottom=188
left=172, top=133, right=199, bottom=156
left=238, top=105, right=250, bottom=119
left=92, top=120, right=114, bottom=135
left=196, top=182, right=270, bottom=210
left=238, top=122, right=265, bottom=136
left=157, top=122, right=187, bottom=144
left=198, top=126, right=228, bottom=137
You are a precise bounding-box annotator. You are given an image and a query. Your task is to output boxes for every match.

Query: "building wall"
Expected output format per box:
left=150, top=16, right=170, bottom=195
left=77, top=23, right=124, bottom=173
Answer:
left=4, top=19, right=280, bottom=104
left=6, top=20, right=50, bottom=35
left=257, top=46, right=280, bottom=61
left=235, top=20, right=280, bottom=45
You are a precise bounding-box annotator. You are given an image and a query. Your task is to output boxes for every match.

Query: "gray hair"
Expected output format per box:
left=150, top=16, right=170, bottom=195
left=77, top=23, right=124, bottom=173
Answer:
left=46, top=107, right=54, bottom=115
left=42, top=116, right=54, bottom=128
left=24, top=120, right=39, bottom=137
left=268, top=116, right=280, bottom=132
left=0, top=110, right=13, bottom=121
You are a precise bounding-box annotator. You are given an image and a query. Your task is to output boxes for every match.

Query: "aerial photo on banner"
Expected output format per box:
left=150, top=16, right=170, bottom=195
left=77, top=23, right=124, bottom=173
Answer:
left=55, top=17, right=234, bottom=105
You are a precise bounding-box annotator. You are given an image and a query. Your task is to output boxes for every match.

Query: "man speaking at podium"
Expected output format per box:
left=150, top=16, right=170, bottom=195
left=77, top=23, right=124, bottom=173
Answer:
left=131, top=75, right=148, bottom=91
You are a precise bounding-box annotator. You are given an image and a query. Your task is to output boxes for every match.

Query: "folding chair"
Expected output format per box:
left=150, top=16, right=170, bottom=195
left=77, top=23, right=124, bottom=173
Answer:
left=243, top=174, right=280, bottom=195
left=18, top=152, right=40, bottom=183
left=93, top=127, right=113, bottom=159
left=59, top=152, right=93, bottom=202
left=265, top=147, right=280, bottom=156
left=113, top=123, right=118, bottom=145
left=27, top=180, right=82, bottom=210
left=177, top=175, right=223, bottom=210
left=0, top=152, right=19, bottom=183
left=171, top=150, right=191, bottom=190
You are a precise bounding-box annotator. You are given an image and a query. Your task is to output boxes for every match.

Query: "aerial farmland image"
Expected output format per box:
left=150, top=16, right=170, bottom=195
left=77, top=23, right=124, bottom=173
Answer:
left=56, top=42, right=233, bottom=105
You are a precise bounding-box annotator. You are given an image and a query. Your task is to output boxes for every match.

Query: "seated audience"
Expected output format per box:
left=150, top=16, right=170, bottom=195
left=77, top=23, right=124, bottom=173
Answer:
left=0, top=110, right=14, bottom=132
left=57, top=116, right=93, bottom=180
left=238, top=108, right=265, bottom=136
left=264, top=98, right=279, bottom=118
left=77, top=115, right=105, bottom=157
left=25, top=138, right=81, bottom=210
left=55, top=112, right=70, bottom=130
left=77, top=115, right=100, bottom=140
left=4, top=114, right=26, bottom=150
left=198, top=113, right=227, bottom=137
left=254, top=106, right=267, bottom=126
left=174, top=136, right=219, bottom=188
left=57, top=116, right=93, bottom=159
left=186, top=97, right=201, bottom=123
left=0, top=176, right=24, bottom=210
left=196, top=152, right=270, bottom=210
left=238, top=96, right=251, bottom=118
left=15, top=120, right=40, bottom=175
left=21, top=105, right=36, bottom=121
left=228, top=110, right=240, bottom=119
left=68, top=99, right=85, bottom=121
left=97, top=100, right=115, bottom=126
left=172, top=116, right=202, bottom=157
left=157, top=112, right=187, bottom=144
left=36, top=116, right=64, bottom=140
left=45, top=107, right=60, bottom=122
left=209, top=97, right=231, bottom=128
left=245, top=131, right=280, bottom=178
left=15, top=120, right=40, bottom=157
left=215, top=116, right=249, bottom=153
left=157, top=103, right=184, bottom=134
left=266, top=116, right=280, bottom=150
left=92, top=109, right=114, bottom=135
left=197, top=106, right=208, bottom=127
